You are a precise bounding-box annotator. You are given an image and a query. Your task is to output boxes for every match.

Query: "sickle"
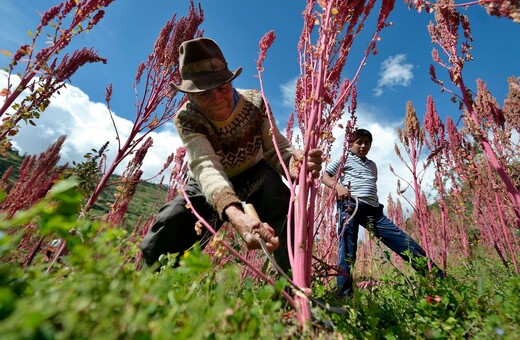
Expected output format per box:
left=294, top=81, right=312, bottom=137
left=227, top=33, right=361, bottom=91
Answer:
left=243, top=203, right=348, bottom=314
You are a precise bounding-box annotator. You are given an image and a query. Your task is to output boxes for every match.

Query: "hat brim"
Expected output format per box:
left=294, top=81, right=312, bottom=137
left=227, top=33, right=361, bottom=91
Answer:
left=171, top=67, right=242, bottom=93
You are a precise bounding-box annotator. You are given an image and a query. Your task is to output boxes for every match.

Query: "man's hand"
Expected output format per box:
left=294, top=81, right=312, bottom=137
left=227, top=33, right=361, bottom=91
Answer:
left=307, top=148, right=323, bottom=178
left=224, top=204, right=279, bottom=252
left=290, top=148, right=323, bottom=179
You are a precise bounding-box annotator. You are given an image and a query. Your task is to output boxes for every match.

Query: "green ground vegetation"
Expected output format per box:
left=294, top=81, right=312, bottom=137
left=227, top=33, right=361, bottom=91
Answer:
left=0, top=178, right=519, bottom=339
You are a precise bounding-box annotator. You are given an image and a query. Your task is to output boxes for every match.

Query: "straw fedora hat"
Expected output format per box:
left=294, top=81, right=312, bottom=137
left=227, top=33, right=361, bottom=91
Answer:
left=171, top=37, right=242, bottom=93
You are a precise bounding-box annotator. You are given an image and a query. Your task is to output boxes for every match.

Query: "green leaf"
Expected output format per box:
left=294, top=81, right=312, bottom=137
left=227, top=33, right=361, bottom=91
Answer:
left=49, top=177, right=80, bottom=196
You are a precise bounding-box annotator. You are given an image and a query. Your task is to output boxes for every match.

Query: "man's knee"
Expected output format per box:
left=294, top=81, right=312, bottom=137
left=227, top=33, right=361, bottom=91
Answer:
left=140, top=198, right=203, bottom=265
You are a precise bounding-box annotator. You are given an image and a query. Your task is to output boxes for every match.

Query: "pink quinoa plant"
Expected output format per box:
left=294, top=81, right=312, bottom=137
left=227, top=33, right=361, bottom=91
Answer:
left=0, top=135, right=68, bottom=264
left=255, top=0, right=396, bottom=325
left=428, top=0, right=520, bottom=230
left=81, top=1, right=203, bottom=214
left=0, top=0, right=115, bottom=152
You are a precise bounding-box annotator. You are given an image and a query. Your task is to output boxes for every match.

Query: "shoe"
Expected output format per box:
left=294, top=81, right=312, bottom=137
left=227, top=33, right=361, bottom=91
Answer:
left=336, top=288, right=353, bottom=300
left=311, top=311, right=334, bottom=331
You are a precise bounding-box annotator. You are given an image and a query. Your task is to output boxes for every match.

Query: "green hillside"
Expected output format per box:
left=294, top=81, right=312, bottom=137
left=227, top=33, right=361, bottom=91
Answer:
left=90, top=177, right=167, bottom=229
left=0, top=149, right=167, bottom=230
left=0, top=149, right=24, bottom=182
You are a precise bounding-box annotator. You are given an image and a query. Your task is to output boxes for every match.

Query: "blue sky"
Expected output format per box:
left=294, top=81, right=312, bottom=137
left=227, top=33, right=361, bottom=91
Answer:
left=1, top=0, right=518, bottom=210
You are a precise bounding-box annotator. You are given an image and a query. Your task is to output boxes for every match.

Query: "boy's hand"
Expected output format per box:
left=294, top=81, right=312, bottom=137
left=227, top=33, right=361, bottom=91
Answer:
left=335, top=184, right=350, bottom=201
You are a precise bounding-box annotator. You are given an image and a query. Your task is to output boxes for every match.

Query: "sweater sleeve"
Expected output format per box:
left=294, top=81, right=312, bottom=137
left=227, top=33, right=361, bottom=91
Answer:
left=174, top=108, right=241, bottom=219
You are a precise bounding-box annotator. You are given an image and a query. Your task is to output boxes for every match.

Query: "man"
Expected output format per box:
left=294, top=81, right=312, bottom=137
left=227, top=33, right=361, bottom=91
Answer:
left=140, top=37, right=322, bottom=270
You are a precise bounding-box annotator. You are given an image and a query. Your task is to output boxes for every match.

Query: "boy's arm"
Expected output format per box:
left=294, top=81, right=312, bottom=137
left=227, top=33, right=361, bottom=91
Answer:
left=322, top=172, right=350, bottom=201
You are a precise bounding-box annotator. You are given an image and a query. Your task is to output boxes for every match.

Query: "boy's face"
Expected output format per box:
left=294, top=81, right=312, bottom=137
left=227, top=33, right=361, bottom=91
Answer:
left=351, top=136, right=372, bottom=159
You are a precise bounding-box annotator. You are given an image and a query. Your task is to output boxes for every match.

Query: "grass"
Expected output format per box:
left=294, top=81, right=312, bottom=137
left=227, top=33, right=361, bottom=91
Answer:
left=0, top=180, right=518, bottom=339
left=0, top=240, right=518, bottom=339
left=1, top=156, right=519, bottom=339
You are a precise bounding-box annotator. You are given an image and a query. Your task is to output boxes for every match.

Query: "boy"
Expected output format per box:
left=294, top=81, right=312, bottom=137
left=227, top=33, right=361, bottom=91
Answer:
left=322, top=128, right=442, bottom=298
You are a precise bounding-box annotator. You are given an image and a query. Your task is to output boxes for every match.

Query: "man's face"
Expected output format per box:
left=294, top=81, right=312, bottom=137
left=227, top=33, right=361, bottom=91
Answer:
left=351, top=136, right=372, bottom=159
left=190, top=82, right=233, bottom=121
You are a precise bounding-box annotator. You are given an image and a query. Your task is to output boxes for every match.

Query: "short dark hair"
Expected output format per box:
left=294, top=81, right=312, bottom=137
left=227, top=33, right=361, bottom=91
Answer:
left=350, top=128, right=372, bottom=143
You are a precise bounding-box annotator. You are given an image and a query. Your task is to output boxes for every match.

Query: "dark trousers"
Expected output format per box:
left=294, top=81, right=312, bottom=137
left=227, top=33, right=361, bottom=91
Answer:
left=336, top=199, right=438, bottom=297
left=139, top=160, right=291, bottom=270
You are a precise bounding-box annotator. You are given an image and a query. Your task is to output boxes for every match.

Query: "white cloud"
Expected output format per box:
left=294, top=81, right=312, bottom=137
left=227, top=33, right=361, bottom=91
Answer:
left=2, top=71, right=437, bottom=216
left=374, top=54, right=414, bottom=97
left=266, top=70, right=439, bottom=224
left=327, top=106, right=401, bottom=203
left=280, top=78, right=298, bottom=108
left=277, top=76, right=435, bottom=213
left=1, top=72, right=183, bottom=182
left=325, top=103, right=436, bottom=216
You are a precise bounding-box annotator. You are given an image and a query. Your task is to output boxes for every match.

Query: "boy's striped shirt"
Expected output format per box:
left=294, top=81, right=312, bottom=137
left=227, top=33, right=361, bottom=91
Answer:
left=325, top=152, right=379, bottom=207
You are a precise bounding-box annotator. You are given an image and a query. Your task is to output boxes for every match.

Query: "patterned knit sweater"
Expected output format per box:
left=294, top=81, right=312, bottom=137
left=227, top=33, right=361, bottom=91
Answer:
left=174, top=89, right=295, bottom=219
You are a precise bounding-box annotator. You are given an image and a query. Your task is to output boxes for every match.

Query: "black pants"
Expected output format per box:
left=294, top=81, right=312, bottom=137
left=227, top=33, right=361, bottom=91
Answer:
left=139, top=160, right=291, bottom=270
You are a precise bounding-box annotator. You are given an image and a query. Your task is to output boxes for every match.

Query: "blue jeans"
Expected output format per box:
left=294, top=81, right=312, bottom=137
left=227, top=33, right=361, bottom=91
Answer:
left=336, top=199, right=432, bottom=297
